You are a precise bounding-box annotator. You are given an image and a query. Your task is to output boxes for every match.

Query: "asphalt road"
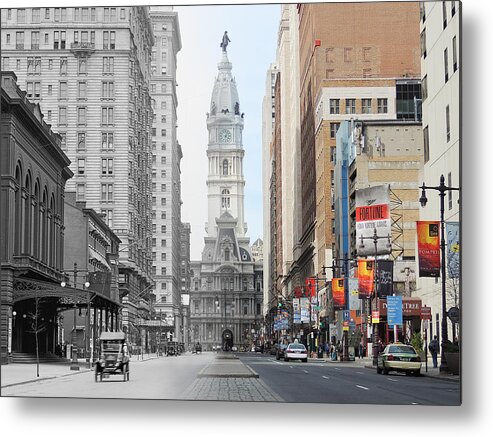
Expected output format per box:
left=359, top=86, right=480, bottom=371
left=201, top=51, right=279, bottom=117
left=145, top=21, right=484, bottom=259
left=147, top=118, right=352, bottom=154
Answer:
left=1, top=352, right=214, bottom=399
left=239, top=353, right=461, bottom=405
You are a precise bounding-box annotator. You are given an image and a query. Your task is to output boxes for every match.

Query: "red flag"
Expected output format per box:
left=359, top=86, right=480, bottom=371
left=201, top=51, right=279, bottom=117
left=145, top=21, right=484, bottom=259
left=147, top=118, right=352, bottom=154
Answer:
left=417, top=221, right=440, bottom=277
left=305, top=278, right=316, bottom=297
left=358, top=260, right=374, bottom=299
left=332, top=278, right=345, bottom=309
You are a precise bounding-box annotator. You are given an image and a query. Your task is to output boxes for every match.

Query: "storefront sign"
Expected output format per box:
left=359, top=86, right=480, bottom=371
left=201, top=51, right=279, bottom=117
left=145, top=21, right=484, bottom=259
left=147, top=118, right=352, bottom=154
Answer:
left=379, top=298, right=422, bottom=317
left=420, top=305, right=432, bottom=320
left=372, top=310, right=380, bottom=324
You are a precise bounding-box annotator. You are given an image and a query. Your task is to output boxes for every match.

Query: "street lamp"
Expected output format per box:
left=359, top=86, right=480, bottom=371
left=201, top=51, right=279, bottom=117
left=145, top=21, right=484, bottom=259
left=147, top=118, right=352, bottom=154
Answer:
left=419, top=174, right=460, bottom=372
left=359, top=228, right=392, bottom=365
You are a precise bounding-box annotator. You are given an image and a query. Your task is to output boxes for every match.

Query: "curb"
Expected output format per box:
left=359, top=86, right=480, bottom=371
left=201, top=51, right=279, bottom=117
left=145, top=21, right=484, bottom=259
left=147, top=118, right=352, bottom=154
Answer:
left=363, top=365, right=460, bottom=382
left=1, top=368, right=92, bottom=389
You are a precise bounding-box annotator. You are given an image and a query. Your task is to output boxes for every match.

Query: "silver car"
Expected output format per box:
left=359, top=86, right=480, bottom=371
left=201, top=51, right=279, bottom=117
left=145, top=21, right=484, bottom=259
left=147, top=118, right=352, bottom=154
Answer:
left=284, top=343, right=308, bottom=362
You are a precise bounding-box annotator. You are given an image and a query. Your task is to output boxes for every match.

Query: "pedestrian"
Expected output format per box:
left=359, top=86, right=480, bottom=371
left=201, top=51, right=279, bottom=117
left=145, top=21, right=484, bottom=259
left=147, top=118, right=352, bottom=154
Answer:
left=429, top=335, right=439, bottom=368
left=358, top=341, right=364, bottom=359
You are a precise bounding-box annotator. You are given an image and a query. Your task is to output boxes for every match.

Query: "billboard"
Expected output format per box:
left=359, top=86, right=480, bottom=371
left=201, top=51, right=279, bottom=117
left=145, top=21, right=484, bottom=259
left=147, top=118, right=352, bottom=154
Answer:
left=355, top=184, right=392, bottom=256
left=358, top=260, right=374, bottom=299
left=417, top=221, right=441, bottom=277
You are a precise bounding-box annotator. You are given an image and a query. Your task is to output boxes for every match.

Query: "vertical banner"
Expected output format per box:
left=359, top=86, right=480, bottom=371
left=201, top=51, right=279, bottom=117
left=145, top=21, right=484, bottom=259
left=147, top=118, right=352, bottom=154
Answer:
left=281, top=309, right=289, bottom=330
left=293, top=286, right=303, bottom=298
left=300, top=297, right=310, bottom=323
left=387, top=296, right=403, bottom=327
left=417, top=221, right=440, bottom=277
left=355, top=185, right=392, bottom=256
left=358, top=260, right=374, bottom=299
left=446, top=222, right=460, bottom=278
left=293, top=298, right=301, bottom=324
left=348, top=278, right=360, bottom=310
left=377, top=260, right=394, bottom=297
left=332, top=278, right=345, bottom=309
left=305, top=278, right=316, bottom=297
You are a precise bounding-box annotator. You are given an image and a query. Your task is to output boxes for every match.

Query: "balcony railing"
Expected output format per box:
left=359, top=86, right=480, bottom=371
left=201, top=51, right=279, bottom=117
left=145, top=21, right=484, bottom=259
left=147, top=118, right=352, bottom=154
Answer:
left=70, top=42, right=95, bottom=57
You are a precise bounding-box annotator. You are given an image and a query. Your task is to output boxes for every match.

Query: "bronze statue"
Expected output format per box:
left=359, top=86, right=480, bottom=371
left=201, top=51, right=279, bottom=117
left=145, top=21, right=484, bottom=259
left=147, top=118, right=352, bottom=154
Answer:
left=220, top=31, right=230, bottom=52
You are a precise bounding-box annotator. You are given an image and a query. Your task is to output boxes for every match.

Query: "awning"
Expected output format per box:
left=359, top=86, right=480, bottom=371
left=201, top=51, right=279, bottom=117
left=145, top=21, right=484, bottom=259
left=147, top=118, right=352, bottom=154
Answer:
left=89, top=247, right=111, bottom=270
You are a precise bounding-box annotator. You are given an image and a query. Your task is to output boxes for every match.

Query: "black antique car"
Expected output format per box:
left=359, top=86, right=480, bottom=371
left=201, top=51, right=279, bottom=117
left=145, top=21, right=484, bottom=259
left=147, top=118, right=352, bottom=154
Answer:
left=94, top=332, right=130, bottom=382
left=195, top=342, right=202, bottom=354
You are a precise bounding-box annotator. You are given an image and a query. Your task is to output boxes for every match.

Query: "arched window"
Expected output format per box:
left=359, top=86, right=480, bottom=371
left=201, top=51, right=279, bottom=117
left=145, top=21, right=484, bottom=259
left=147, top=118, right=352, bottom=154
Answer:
left=221, top=189, right=230, bottom=209
left=222, top=159, right=229, bottom=176
left=23, top=172, right=32, bottom=255
left=14, top=164, right=22, bottom=255
left=33, top=181, right=40, bottom=258
left=40, top=189, right=48, bottom=263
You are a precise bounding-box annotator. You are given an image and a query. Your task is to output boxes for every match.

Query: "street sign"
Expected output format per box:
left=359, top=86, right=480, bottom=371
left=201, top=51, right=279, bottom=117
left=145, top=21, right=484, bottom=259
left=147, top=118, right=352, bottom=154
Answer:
left=447, top=306, right=460, bottom=323
left=423, top=319, right=429, bottom=331
left=421, top=305, right=432, bottom=320
left=372, top=310, right=380, bottom=324
left=387, top=296, right=403, bottom=327
left=343, top=310, right=350, bottom=321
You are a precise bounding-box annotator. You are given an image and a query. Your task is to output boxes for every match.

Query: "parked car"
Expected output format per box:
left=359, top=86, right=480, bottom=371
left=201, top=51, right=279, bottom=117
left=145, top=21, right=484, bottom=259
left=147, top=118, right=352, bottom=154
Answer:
left=377, top=343, right=421, bottom=376
left=275, top=343, right=288, bottom=360
left=194, top=342, right=202, bottom=354
left=284, top=342, right=308, bottom=362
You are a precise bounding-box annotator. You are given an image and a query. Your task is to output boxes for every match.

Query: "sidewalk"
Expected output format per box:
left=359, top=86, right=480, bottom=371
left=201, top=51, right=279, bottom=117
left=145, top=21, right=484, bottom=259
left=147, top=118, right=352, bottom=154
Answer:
left=1, top=354, right=160, bottom=389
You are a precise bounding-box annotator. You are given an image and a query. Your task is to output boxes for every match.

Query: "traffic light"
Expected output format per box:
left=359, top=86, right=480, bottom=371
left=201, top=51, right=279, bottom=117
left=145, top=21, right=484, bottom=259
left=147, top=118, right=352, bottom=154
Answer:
left=367, top=315, right=371, bottom=324
left=278, top=301, right=282, bottom=308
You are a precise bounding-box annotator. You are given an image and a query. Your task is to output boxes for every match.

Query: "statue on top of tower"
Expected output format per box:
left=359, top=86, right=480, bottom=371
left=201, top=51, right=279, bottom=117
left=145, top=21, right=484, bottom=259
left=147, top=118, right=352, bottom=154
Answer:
left=220, top=31, right=230, bottom=52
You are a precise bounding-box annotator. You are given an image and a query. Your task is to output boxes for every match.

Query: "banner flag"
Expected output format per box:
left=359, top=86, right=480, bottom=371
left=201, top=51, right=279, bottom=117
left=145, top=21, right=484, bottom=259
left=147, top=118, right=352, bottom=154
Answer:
left=300, top=297, right=310, bottom=323
left=348, top=278, right=360, bottom=310
left=377, top=260, right=393, bottom=297
left=417, top=221, right=440, bottom=277
left=446, top=222, right=460, bottom=278
left=332, top=278, right=345, bottom=309
left=293, top=298, right=301, bottom=324
left=305, top=278, right=316, bottom=297
left=358, top=260, right=374, bottom=299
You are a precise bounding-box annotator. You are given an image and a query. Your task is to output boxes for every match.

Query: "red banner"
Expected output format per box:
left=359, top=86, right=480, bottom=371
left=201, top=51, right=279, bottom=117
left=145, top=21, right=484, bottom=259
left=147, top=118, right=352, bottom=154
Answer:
left=293, top=286, right=303, bottom=298
left=417, top=221, right=440, bottom=277
left=332, top=278, right=345, bottom=309
left=358, top=260, right=374, bottom=299
left=305, top=278, right=316, bottom=297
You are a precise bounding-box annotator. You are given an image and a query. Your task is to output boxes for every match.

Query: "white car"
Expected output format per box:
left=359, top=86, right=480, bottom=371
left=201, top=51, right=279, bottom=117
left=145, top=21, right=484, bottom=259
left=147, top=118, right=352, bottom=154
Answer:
left=284, top=343, right=308, bottom=362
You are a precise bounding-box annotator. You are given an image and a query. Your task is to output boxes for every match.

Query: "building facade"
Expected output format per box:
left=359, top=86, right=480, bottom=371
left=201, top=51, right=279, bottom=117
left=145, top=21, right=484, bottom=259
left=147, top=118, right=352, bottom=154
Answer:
left=0, top=72, right=73, bottom=363
left=189, top=43, right=263, bottom=351
left=1, top=6, right=155, bottom=345
left=417, top=1, right=461, bottom=342
left=149, top=6, right=184, bottom=343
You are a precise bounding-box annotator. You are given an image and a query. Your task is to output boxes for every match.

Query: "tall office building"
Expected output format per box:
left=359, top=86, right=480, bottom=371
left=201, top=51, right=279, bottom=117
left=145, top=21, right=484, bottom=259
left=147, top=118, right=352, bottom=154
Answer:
left=149, top=6, right=184, bottom=342
left=417, top=1, right=461, bottom=341
left=1, top=7, right=155, bottom=343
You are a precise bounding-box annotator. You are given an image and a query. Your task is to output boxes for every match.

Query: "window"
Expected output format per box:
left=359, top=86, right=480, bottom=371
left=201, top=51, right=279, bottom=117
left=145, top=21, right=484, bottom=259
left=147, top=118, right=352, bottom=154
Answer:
left=102, top=107, right=114, bottom=125
left=161, top=212, right=167, bottom=219
left=452, top=36, right=458, bottom=72
left=82, top=8, right=89, bottom=21
left=101, top=209, right=113, bottom=227
left=2, top=58, right=9, bottom=70
left=377, top=98, right=388, bottom=113
left=420, top=29, right=427, bottom=58
left=344, top=47, right=352, bottom=62
left=161, top=239, right=167, bottom=247
left=362, top=98, right=372, bottom=114
left=161, top=225, right=167, bottom=233
left=223, top=159, right=229, bottom=175
left=330, top=146, right=336, bottom=162
left=103, top=57, right=114, bottom=74
left=78, top=58, right=87, bottom=75
left=221, top=189, right=230, bottom=209
left=161, top=253, right=167, bottom=261
left=422, top=75, right=428, bottom=101
left=162, top=143, right=167, bottom=151
left=77, top=107, right=86, bottom=125
left=54, top=8, right=60, bottom=21
left=59, top=133, right=67, bottom=149
left=60, top=8, right=67, bottom=21
left=325, top=47, right=334, bottom=63
left=161, top=156, right=167, bottom=165
left=102, top=132, right=114, bottom=150
left=102, top=158, right=114, bottom=175
left=329, top=99, right=340, bottom=114
left=120, top=8, right=126, bottom=19
left=27, top=57, right=41, bottom=74
left=103, top=31, right=116, bottom=49
left=161, top=184, right=166, bottom=192
left=345, top=99, right=355, bottom=114
left=161, top=267, right=167, bottom=275
left=442, top=1, right=447, bottom=29
left=161, top=170, right=167, bottom=178
left=445, top=104, right=450, bottom=142
left=161, top=198, right=167, bottom=206
left=101, top=183, right=114, bottom=202
left=16, top=32, right=25, bottom=50
left=444, top=48, right=449, bottom=83
left=45, top=33, right=49, bottom=44
left=161, top=101, right=167, bottom=110
left=77, top=132, right=86, bottom=151
left=58, top=107, right=67, bottom=125
left=161, top=66, right=167, bottom=75
left=16, top=60, right=21, bottom=70
left=6, top=34, right=11, bottom=44
left=17, top=9, right=26, bottom=23
left=26, top=81, right=41, bottom=99
left=77, top=158, right=86, bottom=175
left=7, top=9, right=12, bottom=20
left=78, top=81, right=87, bottom=99
left=102, top=81, right=114, bottom=99
left=76, top=183, right=85, bottom=201
left=103, top=8, right=109, bottom=21
left=330, top=122, right=340, bottom=139
left=45, top=8, right=50, bottom=19
left=161, top=129, right=167, bottom=137
left=31, top=32, right=40, bottom=50
left=110, top=8, right=117, bottom=21
left=363, top=47, right=371, bottom=62
left=60, top=57, right=67, bottom=75
left=47, top=110, right=52, bottom=122
left=161, top=84, right=167, bottom=93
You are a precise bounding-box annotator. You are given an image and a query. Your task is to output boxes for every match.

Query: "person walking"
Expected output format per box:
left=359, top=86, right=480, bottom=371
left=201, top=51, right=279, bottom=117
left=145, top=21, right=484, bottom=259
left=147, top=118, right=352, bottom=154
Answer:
left=429, top=335, right=439, bottom=368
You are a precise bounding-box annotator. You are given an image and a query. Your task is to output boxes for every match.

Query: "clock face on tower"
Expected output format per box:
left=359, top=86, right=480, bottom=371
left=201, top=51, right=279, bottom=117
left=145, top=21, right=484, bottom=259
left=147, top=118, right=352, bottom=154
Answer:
left=218, top=128, right=232, bottom=143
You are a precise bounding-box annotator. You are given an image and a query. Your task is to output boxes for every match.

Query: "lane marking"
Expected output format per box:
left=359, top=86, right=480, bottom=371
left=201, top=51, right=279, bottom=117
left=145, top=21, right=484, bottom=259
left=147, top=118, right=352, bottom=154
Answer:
left=356, top=385, right=369, bottom=391
left=356, top=371, right=364, bottom=375
left=411, top=402, right=420, bottom=405
left=303, top=370, right=308, bottom=374
left=387, top=378, right=398, bottom=382
left=322, top=376, right=329, bottom=380
left=290, top=366, right=293, bottom=369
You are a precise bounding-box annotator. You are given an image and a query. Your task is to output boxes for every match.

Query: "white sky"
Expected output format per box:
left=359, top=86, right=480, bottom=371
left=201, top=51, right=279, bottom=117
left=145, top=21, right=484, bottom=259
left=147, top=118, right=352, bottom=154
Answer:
left=174, top=3, right=280, bottom=259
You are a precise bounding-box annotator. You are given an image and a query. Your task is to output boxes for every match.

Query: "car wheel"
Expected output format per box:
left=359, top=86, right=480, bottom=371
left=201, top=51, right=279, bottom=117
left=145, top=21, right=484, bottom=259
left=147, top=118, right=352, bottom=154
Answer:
left=284, top=357, right=289, bottom=362
left=276, top=355, right=280, bottom=360
left=382, top=367, right=389, bottom=375
left=376, top=366, right=382, bottom=374
left=302, top=358, right=307, bottom=363
left=414, top=369, right=421, bottom=376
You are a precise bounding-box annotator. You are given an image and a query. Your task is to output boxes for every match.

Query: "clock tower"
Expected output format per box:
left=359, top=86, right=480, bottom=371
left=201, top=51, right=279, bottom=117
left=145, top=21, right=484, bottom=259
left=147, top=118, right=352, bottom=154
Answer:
left=205, top=43, right=247, bottom=238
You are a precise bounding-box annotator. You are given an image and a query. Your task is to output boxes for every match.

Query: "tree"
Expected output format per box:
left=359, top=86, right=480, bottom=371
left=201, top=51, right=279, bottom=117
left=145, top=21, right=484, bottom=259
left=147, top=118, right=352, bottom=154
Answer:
left=25, top=296, right=48, bottom=377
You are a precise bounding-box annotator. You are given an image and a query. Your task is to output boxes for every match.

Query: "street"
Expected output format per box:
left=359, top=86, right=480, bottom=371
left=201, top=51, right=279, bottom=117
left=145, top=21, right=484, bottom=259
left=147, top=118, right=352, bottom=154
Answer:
left=238, top=354, right=460, bottom=406
left=2, top=352, right=460, bottom=405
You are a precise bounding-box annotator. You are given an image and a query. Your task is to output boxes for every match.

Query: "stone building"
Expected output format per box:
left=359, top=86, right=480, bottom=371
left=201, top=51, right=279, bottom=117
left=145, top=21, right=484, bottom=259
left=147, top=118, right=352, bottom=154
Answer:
left=189, top=42, right=263, bottom=351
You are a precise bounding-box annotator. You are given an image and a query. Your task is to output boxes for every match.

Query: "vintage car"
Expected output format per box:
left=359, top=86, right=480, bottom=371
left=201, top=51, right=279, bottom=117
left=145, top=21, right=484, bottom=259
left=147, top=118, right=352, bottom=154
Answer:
left=94, top=332, right=129, bottom=382
left=194, top=342, right=202, bottom=354
left=166, top=341, right=179, bottom=356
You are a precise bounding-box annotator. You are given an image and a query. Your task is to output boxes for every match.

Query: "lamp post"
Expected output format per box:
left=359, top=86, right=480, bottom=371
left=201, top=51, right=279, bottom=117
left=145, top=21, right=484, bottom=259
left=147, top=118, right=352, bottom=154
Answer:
left=359, top=228, right=392, bottom=365
left=419, top=174, right=460, bottom=372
